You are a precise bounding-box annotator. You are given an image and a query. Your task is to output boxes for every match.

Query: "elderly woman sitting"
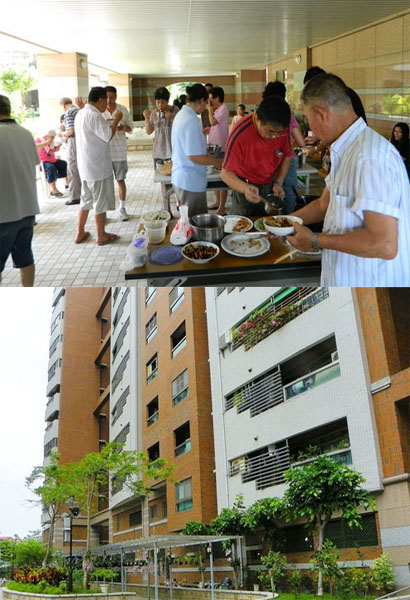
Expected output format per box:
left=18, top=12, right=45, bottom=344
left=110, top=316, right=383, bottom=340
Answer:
left=35, top=129, right=68, bottom=197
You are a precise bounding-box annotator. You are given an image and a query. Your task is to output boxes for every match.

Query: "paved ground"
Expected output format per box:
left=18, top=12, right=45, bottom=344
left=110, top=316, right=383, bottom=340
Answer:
left=1, top=151, right=324, bottom=288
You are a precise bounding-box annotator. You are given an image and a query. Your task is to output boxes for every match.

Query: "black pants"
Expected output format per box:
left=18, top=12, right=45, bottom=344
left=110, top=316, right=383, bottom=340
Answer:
left=43, top=159, right=68, bottom=183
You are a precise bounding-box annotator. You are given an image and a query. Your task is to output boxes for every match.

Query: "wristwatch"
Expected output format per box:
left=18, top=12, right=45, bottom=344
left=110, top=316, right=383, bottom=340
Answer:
left=311, top=232, right=320, bottom=251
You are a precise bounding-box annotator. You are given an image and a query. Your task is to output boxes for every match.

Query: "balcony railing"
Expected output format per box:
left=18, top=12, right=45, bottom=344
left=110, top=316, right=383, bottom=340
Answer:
left=225, top=367, right=283, bottom=415
left=291, top=448, right=352, bottom=468
left=170, top=289, right=184, bottom=313
left=146, top=325, right=158, bottom=343
left=175, top=439, right=191, bottom=457
left=147, top=411, right=159, bottom=426
left=230, top=287, right=329, bottom=352
left=171, top=337, right=186, bottom=358
left=147, top=367, right=158, bottom=383
left=172, top=387, right=188, bottom=406
left=284, top=361, right=341, bottom=400
left=231, top=446, right=290, bottom=490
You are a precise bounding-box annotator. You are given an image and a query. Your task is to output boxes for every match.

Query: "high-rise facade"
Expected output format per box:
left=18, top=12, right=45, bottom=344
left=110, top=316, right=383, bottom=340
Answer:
left=205, top=286, right=409, bottom=585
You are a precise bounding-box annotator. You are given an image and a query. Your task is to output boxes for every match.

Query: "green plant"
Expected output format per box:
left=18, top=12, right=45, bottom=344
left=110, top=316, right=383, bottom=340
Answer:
left=288, top=568, right=302, bottom=598
left=371, top=554, right=395, bottom=593
left=300, top=572, right=314, bottom=592
left=311, top=539, right=341, bottom=595
left=261, top=551, right=288, bottom=594
left=231, top=303, right=300, bottom=351
left=335, top=572, right=353, bottom=600
left=91, top=567, right=119, bottom=581
left=349, top=567, right=371, bottom=595
left=12, top=566, right=67, bottom=586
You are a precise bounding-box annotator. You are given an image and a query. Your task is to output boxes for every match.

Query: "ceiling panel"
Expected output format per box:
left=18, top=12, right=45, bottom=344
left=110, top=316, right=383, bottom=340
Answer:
left=1, top=0, right=408, bottom=75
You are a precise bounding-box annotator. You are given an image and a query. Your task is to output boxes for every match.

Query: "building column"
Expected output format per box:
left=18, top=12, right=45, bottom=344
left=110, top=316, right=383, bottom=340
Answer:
left=108, top=73, right=133, bottom=118
left=36, top=52, right=89, bottom=127
left=235, top=69, right=266, bottom=112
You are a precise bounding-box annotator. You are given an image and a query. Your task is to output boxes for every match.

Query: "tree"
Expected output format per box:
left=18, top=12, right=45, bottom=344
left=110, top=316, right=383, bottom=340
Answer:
left=14, top=538, right=46, bottom=567
left=65, top=441, right=175, bottom=588
left=0, top=68, right=34, bottom=123
left=244, top=497, right=282, bottom=550
left=311, top=539, right=341, bottom=596
left=210, top=495, right=250, bottom=589
left=260, top=551, right=288, bottom=594
left=283, top=455, right=375, bottom=597
left=181, top=521, right=212, bottom=536
left=26, top=452, right=72, bottom=565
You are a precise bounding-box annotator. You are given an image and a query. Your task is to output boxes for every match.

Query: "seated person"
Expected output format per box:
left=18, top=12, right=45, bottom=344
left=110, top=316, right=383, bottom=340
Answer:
left=390, top=122, right=409, bottom=178
left=35, top=129, right=68, bottom=197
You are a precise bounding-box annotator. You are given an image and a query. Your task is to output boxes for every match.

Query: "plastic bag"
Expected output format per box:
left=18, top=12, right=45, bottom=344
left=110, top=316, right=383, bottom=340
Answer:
left=170, top=205, right=193, bottom=245
left=120, top=232, right=148, bottom=270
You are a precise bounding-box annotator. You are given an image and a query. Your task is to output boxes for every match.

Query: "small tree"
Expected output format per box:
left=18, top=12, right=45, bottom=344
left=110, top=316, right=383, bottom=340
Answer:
left=244, top=497, right=282, bottom=550
left=371, top=554, right=395, bottom=593
left=26, top=451, right=72, bottom=565
left=311, top=539, right=341, bottom=595
left=283, top=455, right=375, bottom=597
left=0, top=68, right=34, bottom=123
left=288, top=568, right=302, bottom=599
left=260, top=551, right=288, bottom=594
left=14, top=538, right=45, bottom=568
left=210, top=495, right=250, bottom=589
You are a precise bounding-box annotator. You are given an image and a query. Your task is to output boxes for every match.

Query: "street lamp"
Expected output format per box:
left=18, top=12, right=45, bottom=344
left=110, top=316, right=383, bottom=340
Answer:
left=66, top=496, right=81, bottom=593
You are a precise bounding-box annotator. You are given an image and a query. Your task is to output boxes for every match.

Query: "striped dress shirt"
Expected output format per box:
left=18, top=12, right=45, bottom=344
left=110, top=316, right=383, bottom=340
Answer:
left=321, top=118, right=410, bottom=287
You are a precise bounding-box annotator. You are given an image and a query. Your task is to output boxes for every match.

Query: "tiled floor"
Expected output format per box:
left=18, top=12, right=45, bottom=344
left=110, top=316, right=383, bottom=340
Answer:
left=1, top=151, right=325, bottom=287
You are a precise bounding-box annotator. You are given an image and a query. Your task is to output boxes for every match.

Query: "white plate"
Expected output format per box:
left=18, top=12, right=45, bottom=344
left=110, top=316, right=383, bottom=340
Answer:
left=263, top=215, right=303, bottom=236
left=181, top=241, right=220, bottom=264
left=224, top=215, right=253, bottom=234
left=254, top=217, right=266, bottom=232
left=285, top=239, right=322, bottom=257
left=221, top=233, right=270, bottom=258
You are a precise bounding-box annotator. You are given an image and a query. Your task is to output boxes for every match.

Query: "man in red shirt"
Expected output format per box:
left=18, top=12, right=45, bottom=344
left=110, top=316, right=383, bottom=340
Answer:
left=221, top=97, right=292, bottom=216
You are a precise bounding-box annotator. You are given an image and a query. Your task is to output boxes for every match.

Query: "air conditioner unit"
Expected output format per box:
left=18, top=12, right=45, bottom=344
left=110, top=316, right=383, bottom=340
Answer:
left=331, top=351, right=339, bottom=362
left=218, top=332, right=231, bottom=351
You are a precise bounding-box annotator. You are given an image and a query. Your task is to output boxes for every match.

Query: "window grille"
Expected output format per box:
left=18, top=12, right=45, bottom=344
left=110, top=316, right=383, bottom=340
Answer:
left=172, top=370, right=188, bottom=405
left=324, top=514, right=379, bottom=548
left=113, top=288, right=129, bottom=328
left=112, top=350, right=130, bottom=393
left=111, top=386, right=130, bottom=425
left=113, top=317, right=130, bottom=359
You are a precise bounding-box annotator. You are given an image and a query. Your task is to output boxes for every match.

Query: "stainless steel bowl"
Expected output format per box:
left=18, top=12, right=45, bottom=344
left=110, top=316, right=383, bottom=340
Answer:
left=264, top=194, right=284, bottom=216
left=190, top=213, right=226, bottom=242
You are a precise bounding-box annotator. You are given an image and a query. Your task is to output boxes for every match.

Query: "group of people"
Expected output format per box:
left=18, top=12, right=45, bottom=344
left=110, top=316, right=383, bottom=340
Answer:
left=1, top=65, right=409, bottom=287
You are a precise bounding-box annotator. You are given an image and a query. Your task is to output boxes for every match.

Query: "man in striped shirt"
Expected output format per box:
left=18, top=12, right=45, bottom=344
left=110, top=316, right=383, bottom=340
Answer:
left=60, top=97, right=81, bottom=205
left=288, top=73, right=410, bottom=286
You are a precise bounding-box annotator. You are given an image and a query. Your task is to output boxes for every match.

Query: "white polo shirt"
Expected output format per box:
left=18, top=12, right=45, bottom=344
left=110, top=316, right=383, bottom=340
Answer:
left=321, top=117, right=410, bottom=286
left=171, top=105, right=207, bottom=193
left=102, top=103, right=133, bottom=162
left=75, top=103, right=113, bottom=182
left=0, top=120, right=40, bottom=223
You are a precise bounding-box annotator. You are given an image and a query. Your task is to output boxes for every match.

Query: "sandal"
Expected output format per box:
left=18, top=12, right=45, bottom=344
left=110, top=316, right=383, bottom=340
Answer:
left=50, top=191, right=63, bottom=197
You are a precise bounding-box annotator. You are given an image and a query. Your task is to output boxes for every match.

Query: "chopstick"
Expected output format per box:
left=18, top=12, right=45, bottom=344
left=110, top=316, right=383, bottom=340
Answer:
left=273, top=248, right=298, bottom=264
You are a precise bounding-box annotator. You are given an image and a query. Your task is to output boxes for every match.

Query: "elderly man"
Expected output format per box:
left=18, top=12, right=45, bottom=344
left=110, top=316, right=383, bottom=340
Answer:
left=60, top=97, right=81, bottom=205
left=221, top=96, right=292, bottom=216
left=288, top=73, right=410, bottom=286
left=74, top=87, right=123, bottom=245
left=103, top=85, right=133, bottom=221
left=0, top=95, right=39, bottom=286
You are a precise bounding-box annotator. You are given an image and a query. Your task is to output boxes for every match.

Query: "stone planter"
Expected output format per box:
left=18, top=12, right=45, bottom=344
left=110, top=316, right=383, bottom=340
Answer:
left=100, top=584, right=109, bottom=594
left=253, top=585, right=260, bottom=592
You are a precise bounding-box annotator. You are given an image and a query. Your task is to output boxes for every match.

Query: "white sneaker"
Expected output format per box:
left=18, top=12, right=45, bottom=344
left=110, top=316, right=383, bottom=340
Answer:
left=119, top=208, right=129, bottom=221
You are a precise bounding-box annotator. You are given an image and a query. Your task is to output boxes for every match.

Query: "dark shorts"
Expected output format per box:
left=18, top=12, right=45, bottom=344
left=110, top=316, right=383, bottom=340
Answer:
left=43, top=159, right=67, bottom=183
left=0, top=215, right=35, bottom=272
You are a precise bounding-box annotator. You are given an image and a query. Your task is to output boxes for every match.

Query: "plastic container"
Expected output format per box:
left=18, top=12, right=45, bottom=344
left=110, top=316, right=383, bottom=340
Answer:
left=144, top=220, right=167, bottom=244
left=120, top=235, right=148, bottom=270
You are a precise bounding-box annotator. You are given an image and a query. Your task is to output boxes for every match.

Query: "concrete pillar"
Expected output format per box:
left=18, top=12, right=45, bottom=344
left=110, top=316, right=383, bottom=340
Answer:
left=235, top=69, right=266, bottom=112
left=36, top=52, right=89, bottom=129
left=107, top=73, right=133, bottom=118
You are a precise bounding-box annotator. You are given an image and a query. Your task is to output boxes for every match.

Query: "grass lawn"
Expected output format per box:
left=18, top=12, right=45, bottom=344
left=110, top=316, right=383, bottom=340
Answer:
left=275, top=595, right=379, bottom=599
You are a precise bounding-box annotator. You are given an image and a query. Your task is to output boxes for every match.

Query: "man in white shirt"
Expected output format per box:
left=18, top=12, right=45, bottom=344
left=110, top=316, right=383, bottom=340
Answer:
left=288, top=73, right=410, bottom=286
left=74, top=87, right=122, bottom=245
left=0, top=95, right=39, bottom=286
left=103, top=86, right=133, bottom=221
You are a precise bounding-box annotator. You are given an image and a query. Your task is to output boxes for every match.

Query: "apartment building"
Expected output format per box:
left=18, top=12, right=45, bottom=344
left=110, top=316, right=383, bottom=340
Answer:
left=43, top=287, right=112, bottom=552
left=205, top=286, right=409, bottom=585
left=43, top=286, right=217, bottom=560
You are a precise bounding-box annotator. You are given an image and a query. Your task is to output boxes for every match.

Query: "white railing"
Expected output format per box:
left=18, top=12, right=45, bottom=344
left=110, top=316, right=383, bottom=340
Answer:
left=375, top=586, right=410, bottom=600
left=231, top=446, right=290, bottom=490
left=226, top=367, right=283, bottom=416
left=172, top=336, right=187, bottom=358
left=284, top=361, right=341, bottom=400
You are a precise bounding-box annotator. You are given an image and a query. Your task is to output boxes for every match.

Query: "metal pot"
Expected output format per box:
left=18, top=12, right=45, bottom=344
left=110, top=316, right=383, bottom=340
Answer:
left=264, top=194, right=284, bottom=216
left=190, top=213, right=225, bottom=242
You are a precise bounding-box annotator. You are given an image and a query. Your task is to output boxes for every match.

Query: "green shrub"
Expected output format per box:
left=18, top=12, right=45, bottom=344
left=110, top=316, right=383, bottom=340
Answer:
left=12, top=566, right=67, bottom=586
left=349, top=567, right=372, bottom=595
left=371, top=554, right=395, bottom=593
left=335, top=573, right=353, bottom=600
left=300, top=572, right=314, bottom=592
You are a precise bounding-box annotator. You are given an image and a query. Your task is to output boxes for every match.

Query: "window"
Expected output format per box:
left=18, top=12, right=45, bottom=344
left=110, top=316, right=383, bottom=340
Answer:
left=148, top=442, right=160, bottom=462
left=116, top=514, right=121, bottom=531
left=50, top=311, right=64, bottom=334
left=146, top=354, right=158, bottom=383
left=162, top=500, right=167, bottom=518
left=113, top=288, right=129, bottom=328
left=174, top=422, right=191, bottom=456
left=281, top=525, right=314, bottom=553
left=150, top=505, right=158, bottom=520
left=129, top=510, right=142, bottom=527
left=48, top=358, right=62, bottom=381
left=145, top=287, right=156, bottom=305
left=49, top=334, right=62, bottom=358
left=111, top=386, right=130, bottom=425
left=176, top=478, right=193, bottom=512
left=114, top=423, right=130, bottom=445
left=169, top=287, right=184, bottom=312
left=172, top=370, right=188, bottom=406
left=225, top=365, right=283, bottom=416
left=146, top=313, right=158, bottom=343
left=324, top=514, right=378, bottom=548
left=44, top=437, right=58, bottom=458
left=112, top=350, right=130, bottom=393
left=171, top=321, right=186, bottom=358
left=147, top=397, right=159, bottom=426
left=113, top=317, right=130, bottom=359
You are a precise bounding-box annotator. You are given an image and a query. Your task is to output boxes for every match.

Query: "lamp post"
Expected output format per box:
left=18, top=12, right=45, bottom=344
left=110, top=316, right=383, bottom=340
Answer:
left=67, top=496, right=80, bottom=593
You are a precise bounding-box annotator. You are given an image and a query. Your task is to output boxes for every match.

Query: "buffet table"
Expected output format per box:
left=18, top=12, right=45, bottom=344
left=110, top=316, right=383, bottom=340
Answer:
left=125, top=219, right=321, bottom=287
left=154, top=170, right=229, bottom=211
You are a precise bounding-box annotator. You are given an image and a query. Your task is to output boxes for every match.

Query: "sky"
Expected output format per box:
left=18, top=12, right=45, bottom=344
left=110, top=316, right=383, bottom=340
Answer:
left=0, top=288, right=53, bottom=539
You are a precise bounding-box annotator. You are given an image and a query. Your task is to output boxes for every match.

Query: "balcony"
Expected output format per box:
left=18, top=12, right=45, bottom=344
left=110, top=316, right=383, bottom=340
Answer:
left=52, top=287, right=65, bottom=308
left=230, top=287, right=329, bottom=352
left=284, top=361, right=341, bottom=400
left=230, top=445, right=290, bottom=490
left=44, top=418, right=59, bottom=446
left=45, top=393, right=60, bottom=422
left=46, top=359, right=62, bottom=398
left=169, top=287, right=184, bottom=313
left=171, top=336, right=186, bottom=358
left=226, top=366, right=283, bottom=416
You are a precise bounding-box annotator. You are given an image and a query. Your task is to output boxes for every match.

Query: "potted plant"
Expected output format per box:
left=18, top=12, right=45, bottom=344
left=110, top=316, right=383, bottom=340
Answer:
left=91, top=567, right=118, bottom=593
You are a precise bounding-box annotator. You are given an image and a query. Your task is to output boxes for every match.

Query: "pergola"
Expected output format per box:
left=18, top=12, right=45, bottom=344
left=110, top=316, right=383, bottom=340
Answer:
left=86, top=535, right=243, bottom=600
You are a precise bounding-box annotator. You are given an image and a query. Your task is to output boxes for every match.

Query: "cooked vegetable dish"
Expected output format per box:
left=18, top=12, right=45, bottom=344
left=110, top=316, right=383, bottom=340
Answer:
left=183, top=244, right=217, bottom=259
left=264, top=216, right=294, bottom=227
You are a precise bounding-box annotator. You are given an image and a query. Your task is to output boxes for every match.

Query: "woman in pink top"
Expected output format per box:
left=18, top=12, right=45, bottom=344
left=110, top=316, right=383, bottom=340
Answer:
left=35, top=129, right=68, bottom=197
left=207, top=87, right=230, bottom=214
